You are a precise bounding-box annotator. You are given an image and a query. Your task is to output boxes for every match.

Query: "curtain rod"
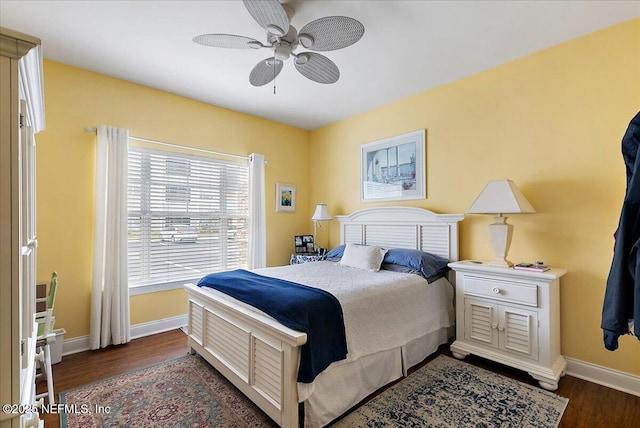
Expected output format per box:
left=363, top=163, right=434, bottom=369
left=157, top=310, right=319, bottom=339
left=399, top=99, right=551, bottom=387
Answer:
left=84, top=126, right=254, bottom=162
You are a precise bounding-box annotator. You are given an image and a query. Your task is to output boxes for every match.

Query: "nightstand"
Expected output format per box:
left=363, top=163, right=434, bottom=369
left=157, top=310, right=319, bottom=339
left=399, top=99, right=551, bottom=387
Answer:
left=448, top=261, right=567, bottom=391
left=290, top=253, right=324, bottom=265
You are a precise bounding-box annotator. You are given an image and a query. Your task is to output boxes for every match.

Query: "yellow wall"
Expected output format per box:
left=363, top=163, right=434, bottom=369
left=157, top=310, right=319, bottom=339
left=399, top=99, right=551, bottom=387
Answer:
left=309, top=18, right=640, bottom=376
left=36, top=61, right=311, bottom=339
left=37, top=18, right=640, bottom=378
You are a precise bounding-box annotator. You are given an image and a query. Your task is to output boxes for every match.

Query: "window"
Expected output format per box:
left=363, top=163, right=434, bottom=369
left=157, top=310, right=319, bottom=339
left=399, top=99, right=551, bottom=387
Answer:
left=127, top=146, right=249, bottom=293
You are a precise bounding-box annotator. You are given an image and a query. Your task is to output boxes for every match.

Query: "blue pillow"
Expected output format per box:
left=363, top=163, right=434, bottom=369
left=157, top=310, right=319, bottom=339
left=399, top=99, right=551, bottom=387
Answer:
left=383, top=248, right=449, bottom=279
left=325, top=244, right=346, bottom=259
left=381, top=263, right=446, bottom=283
left=380, top=262, right=422, bottom=276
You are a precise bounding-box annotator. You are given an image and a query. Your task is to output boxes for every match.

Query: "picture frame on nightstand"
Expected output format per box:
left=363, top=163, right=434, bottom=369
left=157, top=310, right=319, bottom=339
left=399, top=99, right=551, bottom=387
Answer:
left=294, top=235, right=314, bottom=253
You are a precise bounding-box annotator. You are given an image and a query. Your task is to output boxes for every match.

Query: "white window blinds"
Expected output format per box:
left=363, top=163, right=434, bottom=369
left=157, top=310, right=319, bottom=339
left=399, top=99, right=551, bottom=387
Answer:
left=127, top=146, right=249, bottom=288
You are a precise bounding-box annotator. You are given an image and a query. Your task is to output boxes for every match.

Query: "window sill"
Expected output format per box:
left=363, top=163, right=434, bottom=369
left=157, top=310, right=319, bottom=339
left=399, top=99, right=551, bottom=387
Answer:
left=129, top=278, right=200, bottom=296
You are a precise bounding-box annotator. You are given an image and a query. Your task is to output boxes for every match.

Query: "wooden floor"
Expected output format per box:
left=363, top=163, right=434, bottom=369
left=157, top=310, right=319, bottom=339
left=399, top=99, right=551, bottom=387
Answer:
left=40, top=329, right=639, bottom=427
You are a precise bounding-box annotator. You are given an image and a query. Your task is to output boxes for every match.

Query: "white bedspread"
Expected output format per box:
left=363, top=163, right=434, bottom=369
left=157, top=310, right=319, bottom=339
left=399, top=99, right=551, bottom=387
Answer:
left=253, top=261, right=454, bottom=401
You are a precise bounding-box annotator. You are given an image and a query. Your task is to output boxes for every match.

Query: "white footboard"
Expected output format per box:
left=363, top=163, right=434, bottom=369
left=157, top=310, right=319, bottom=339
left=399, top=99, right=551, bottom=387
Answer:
left=185, top=283, right=307, bottom=428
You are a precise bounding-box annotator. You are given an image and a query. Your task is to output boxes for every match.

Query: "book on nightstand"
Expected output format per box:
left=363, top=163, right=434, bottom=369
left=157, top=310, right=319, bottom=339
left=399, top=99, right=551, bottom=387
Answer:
left=514, top=263, right=550, bottom=272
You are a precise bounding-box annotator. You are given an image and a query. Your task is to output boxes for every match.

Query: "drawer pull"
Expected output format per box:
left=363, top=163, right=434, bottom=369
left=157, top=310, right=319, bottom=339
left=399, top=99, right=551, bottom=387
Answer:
left=492, top=287, right=501, bottom=294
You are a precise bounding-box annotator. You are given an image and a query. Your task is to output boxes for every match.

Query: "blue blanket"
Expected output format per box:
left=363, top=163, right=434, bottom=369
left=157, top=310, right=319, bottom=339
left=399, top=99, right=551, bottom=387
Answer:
left=197, top=269, right=348, bottom=383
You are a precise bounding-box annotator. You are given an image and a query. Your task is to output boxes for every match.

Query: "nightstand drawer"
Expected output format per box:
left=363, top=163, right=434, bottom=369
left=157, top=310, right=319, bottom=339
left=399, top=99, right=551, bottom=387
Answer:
left=464, top=276, right=538, bottom=307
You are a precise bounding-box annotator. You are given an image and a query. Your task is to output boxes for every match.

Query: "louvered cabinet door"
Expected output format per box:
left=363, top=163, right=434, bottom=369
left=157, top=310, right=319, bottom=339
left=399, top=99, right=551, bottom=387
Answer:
left=499, top=305, right=538, bottom=359
left=464, top=299, right=499, bottom=348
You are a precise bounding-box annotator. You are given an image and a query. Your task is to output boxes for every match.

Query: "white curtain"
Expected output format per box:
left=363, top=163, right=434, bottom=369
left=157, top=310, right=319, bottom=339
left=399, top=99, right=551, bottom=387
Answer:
left=89, top=125, right=130, bottom=349
left=248, top=153, right=266, bottom=268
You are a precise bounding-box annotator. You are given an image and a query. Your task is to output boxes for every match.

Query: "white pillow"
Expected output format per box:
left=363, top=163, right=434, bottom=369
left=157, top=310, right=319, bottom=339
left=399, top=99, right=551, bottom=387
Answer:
left=339, top=244, right=388, bottom=272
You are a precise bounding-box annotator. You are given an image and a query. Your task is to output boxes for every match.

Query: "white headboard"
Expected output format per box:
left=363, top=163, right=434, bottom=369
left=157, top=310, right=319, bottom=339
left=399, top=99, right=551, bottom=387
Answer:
left=335, top=207, right=464, bottom=262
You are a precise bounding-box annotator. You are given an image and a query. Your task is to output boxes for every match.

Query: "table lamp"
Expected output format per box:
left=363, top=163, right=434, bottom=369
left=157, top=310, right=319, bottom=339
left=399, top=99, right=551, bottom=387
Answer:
left=312, top=203, right=332, bottom=252
left=467, top=179, right=535, bottom=267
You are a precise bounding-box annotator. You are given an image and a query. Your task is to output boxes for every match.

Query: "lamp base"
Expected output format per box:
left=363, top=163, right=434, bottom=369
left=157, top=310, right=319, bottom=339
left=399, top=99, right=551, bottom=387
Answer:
left=487, top=216, right=513, bottom=268
left=487, top=259, right=513, bottom=268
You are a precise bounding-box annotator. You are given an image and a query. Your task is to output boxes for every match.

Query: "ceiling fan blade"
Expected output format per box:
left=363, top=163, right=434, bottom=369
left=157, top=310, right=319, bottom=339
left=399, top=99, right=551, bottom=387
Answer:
left=242, top=0, right=290, bottom=37
left=294, top=52, right=339, bottom=84
left=193, top=34, right=263, bottom=49
left=298, top=16, right=364, bottom=51
left=249, top=57, right=284, bottom=86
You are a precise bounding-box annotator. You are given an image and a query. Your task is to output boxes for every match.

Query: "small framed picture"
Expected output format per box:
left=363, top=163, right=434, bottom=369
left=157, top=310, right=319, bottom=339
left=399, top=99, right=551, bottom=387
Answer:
left=276, top=183, right=296, bottom=212
left=295, top=235, right=314, bottom=253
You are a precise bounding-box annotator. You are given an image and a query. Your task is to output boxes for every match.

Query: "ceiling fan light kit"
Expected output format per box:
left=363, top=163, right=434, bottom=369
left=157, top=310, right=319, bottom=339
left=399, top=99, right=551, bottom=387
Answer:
left=193, top=0, right=364, bottom=87
left=274, top=42, right=292, bottom=61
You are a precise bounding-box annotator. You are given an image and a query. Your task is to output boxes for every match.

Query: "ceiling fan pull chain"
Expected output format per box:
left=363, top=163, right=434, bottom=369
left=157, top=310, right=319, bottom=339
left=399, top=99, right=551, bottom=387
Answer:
left=273, top=54, right=277, bottom=95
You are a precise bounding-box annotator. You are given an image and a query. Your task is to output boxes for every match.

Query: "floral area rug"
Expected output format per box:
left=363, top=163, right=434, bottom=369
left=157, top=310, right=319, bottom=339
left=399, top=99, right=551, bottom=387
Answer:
left=59, top=354, right=276, bottom=427
left=334, top=355, right=568, bottom=428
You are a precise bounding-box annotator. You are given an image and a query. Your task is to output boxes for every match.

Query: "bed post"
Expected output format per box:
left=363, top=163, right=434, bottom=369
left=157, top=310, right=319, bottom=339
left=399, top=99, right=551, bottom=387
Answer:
left=281, top=345, right=300, bottom=427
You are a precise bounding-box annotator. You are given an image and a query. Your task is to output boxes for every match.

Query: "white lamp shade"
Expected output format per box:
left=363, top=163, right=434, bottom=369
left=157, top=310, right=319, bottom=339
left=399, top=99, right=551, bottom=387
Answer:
left=311, top=203, right=332, bottom=221
left=467, top=179, right=535, bottom=215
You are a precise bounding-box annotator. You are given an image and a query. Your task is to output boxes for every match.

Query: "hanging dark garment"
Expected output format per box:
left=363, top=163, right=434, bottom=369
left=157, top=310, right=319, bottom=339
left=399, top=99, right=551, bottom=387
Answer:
left=601, top=111, right=640, bottom=350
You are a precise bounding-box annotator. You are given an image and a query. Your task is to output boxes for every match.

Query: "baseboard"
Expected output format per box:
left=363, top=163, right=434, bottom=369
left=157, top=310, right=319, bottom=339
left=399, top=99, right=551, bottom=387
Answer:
left=130, top=314, right=188, bottom=340
left=61, top=314, right=188, bottom=357
left=565, top=357, right=640, bottom=397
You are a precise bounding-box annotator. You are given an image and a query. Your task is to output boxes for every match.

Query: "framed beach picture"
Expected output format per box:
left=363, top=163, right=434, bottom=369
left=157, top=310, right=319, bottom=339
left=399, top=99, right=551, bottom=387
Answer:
left=360, top=129, right=426, bottom=202
left=276, top=183, right=296, bottom=212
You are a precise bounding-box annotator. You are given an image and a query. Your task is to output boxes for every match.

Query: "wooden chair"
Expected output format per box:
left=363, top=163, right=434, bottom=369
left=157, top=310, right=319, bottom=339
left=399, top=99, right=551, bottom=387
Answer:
left=35, top=272, right=58, bottom=405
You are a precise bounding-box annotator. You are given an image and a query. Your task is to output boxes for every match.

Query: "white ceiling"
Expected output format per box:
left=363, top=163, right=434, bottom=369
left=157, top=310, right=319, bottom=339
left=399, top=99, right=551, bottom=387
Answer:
left=1, top=1, right=638, bottom=130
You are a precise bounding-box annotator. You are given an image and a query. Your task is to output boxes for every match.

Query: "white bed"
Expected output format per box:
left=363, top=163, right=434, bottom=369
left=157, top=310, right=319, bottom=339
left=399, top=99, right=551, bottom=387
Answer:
left=184, top=207, right=464, bottom=427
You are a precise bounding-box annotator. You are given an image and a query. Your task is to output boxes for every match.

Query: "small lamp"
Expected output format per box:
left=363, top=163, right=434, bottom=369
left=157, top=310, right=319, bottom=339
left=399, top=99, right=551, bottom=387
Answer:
left=311, top=203, right=332, bottom=252
left=467, top=180, right=535, bottom=267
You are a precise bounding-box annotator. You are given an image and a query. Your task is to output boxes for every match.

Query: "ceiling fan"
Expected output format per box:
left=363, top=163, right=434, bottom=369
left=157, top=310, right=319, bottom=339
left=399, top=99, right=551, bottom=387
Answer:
left=193, top=0, right=365, bottom=87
